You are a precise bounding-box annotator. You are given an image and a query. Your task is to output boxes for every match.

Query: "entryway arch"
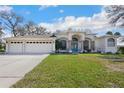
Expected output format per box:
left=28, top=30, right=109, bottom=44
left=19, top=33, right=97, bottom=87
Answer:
left=71, top=35, right=80, bottom=52
left=83, top=38, right=92, bottom=52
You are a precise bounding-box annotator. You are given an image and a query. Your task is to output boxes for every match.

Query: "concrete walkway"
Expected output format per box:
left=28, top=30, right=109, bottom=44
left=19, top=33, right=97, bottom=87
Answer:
left=0, top=54, right=49, bottom=88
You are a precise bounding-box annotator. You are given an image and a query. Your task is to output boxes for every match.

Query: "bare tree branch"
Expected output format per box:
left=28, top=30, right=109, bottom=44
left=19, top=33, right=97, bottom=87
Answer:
left=105, top=5, right=124, bottom=27
left=0, top=11, right=23, bottom=36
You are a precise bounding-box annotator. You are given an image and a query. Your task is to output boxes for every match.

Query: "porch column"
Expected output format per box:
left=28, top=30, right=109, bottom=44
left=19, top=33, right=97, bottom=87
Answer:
left=91, top=41, right=95, bottom=52
left=52, top=41, right=55, bottom=53
left=6, top=41, right=9, bottom=54
left=22, top=41, right=25, bottom=54
left=66, top=40, right=69, bottom=51
left=81, top=40, right=84, bottom=52
left=68, top=40, right=72, bottom=53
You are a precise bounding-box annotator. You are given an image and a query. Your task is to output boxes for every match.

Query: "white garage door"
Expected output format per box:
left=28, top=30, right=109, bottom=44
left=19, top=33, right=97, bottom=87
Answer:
left=25, top=41, right=53, bottom=54
left=9, top=42, right=23, bottom=54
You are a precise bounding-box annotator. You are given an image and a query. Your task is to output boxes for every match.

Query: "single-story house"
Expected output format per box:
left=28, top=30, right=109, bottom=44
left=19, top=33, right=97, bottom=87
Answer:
left=4, top=28, right=121, bottom=54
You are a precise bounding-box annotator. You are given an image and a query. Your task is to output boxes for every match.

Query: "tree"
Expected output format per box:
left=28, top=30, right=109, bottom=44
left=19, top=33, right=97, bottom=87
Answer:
left=35, top=26, right=47, bottom=35
left=15, top=26, right=26, bottom=36
left=105, top=5, right=124, bottom=27
left=24, top=21, right=36, bottom=35
left=106, top=31, right=113, bottom=35
left=24, top=21, right=50, bottom=36
left=0, top=11, right=23, bottom=36
left=0, top=22, right=4, bottom=41
left=118, top=47, right=124, bottom=54
left=0, top=23, right=3, bottom=37
left=114, top=32, right=121, bottom=36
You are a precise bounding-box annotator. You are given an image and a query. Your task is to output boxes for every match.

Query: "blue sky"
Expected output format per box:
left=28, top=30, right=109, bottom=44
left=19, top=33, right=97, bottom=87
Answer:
left=12, top=5, right=102, bottom=23
left=0, top=5, right=123, bottom=36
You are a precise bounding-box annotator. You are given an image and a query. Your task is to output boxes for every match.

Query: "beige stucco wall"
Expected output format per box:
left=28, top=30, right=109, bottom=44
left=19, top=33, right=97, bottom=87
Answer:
left=56, top=31, right=85, bottom=52
left=95, top=37, right=106, bottom=52
left=95, top=36, right=118, bottom=53
left=105, top=37, right=118, bottom=53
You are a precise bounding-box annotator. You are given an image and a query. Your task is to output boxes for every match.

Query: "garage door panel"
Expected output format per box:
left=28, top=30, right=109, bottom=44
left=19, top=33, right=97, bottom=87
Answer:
left=9, top=44, right=23, bottom=53
left=8, top=40, right=54, bottom=54
left=25, top=43, right=52, bottom=54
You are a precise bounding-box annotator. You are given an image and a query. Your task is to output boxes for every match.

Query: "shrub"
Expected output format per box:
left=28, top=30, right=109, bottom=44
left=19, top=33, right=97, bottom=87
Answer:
left=118, top=47, right=124, bottom=54
left=0, top=44, right=5, bottom=52
left=106, top=52, right=113, bottom=54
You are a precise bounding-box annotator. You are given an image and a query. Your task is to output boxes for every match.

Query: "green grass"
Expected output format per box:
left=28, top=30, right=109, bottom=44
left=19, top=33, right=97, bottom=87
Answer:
left=12, top=54, right=124, bottom=88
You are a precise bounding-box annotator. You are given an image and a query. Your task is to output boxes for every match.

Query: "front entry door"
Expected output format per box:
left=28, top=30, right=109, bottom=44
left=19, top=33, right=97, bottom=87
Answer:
left=71, top=41, right=78, bottom=52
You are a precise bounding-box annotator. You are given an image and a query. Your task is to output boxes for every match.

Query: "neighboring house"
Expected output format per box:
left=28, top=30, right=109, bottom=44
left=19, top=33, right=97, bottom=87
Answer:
left=5, top=28, right=120, bottom=54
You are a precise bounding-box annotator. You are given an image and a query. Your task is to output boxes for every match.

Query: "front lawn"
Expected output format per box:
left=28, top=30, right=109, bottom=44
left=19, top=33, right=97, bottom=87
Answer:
left=12, top=54, right=124, bottom=88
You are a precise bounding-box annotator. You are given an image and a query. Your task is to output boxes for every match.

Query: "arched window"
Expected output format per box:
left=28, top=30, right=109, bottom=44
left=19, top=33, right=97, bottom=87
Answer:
left=60, top=40, right=66, bottom=50
left=84, top=40, right=89, bottom=50
left=107, top=38, right=115, bottom=47
left=55, top=39, right=66, bottom=50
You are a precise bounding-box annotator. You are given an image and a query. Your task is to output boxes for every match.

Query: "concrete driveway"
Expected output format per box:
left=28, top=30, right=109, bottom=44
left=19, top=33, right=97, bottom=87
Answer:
left=0, top=54, right=49, bottom=88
